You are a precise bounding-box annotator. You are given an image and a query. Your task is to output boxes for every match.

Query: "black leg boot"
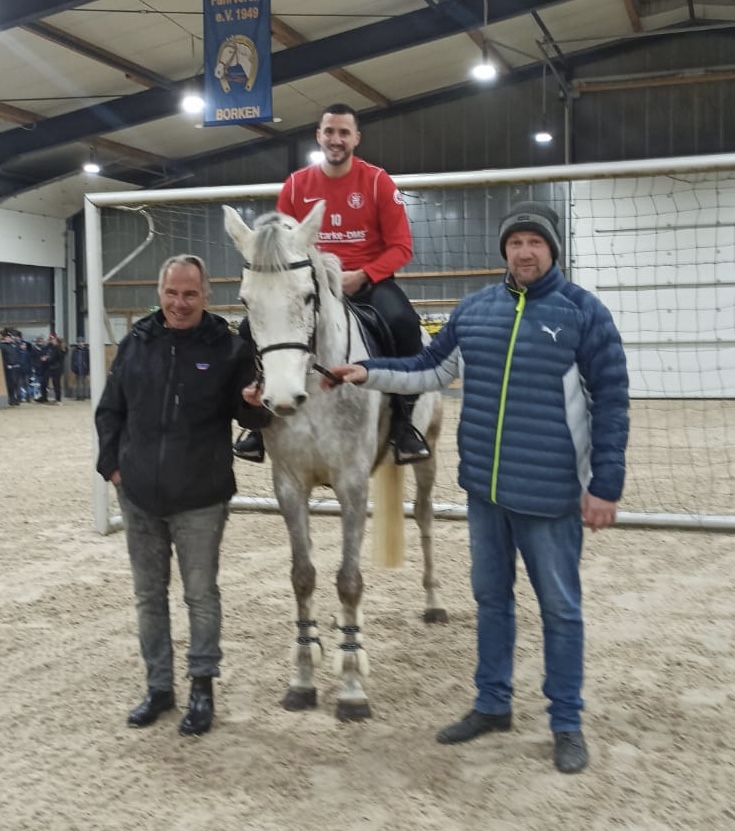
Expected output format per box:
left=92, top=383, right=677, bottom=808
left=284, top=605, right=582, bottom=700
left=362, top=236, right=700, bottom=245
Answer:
left=179, top=677, right=214, bottom=737
left=390, top=395, right=432, bottom=465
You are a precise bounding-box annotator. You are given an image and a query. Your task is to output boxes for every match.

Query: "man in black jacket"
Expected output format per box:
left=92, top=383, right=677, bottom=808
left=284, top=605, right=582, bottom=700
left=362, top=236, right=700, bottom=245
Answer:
left=96, top=254, right=264, bottom=737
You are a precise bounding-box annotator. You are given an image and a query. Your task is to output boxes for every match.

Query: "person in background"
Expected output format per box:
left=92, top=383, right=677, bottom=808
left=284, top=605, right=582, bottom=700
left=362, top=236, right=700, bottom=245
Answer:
left=71, top=336, right=90, bottom=400
left=1, top=330, right=21, bottom=406
left=233, top=102, right=430, bottom=466
left=15, top=335, right=32, bottom=402
left=95, top=254, right=266, bottom=737
left=322, top=201, right=630, bottom=774
left=29, top=336, right=45, bottom=401
left=39, top=332, right=64, bottom=404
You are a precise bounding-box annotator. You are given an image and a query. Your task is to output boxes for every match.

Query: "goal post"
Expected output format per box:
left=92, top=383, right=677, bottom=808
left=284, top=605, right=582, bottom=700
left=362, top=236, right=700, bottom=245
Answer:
left=85, top=152, right=735, bottom=533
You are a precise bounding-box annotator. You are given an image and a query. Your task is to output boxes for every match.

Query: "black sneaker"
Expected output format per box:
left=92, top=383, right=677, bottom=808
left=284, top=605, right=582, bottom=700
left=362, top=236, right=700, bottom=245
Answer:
left=393, top=424, right=431, bottom=465
left=553, top=730, right=588, bottom=773
left=233, top=430, right=265, bottom=463
left=436, top=709, right=512, bottom=744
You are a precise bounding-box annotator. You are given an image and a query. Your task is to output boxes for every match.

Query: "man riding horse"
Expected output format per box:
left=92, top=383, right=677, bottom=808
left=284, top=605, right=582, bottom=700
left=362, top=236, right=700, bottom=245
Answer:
left=234, top=102, right=430, bottom=466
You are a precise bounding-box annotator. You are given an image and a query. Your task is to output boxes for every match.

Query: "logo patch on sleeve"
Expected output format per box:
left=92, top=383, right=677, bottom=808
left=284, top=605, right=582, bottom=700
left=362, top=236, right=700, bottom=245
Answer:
left=195, top=363, right=210, bottom=370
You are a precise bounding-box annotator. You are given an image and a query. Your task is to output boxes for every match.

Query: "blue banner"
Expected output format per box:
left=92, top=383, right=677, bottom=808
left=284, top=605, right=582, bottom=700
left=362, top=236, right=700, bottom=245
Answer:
left=203, top=0, right=272, bottom=126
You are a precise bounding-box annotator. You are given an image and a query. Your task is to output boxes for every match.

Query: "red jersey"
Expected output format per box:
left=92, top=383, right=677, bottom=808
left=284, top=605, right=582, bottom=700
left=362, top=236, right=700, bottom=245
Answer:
left=275, top=157, right=412, bottom=283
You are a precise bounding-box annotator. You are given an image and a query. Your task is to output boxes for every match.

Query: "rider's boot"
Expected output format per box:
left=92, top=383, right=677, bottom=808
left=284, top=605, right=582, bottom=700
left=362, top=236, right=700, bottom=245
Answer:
left=390, top=395, right=432, bottom=465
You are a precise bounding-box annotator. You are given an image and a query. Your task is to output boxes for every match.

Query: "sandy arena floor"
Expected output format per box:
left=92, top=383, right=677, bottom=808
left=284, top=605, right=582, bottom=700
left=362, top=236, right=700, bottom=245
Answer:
left=0, top=399, right=733, bottom=830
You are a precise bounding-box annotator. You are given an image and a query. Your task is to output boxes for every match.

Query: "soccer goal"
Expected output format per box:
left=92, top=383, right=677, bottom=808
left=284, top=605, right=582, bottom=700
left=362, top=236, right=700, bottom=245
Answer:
left=85, top=152, right=735, bottom=533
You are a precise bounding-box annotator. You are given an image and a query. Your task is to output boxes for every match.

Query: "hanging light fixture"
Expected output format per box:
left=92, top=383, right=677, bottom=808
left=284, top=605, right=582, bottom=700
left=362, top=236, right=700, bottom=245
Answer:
left=180, top=37, right=206, bottom=118
left=471, top=2, right=496, bottom=82
left=472, top=0, right=498, bottom=81
left=472, top=41, right=497, bottom=82
left=82, top=147, right=101, bottom=174
left=534, top=63, right=553, bottom=144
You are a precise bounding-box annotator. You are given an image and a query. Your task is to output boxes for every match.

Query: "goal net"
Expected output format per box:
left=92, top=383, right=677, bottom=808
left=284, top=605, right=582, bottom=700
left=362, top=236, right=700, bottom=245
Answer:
left=85, top=154, right=735, bottom=533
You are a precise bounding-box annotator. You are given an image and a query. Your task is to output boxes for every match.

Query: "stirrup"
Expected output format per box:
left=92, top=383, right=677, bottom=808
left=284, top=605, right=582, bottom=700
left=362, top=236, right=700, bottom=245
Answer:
left=233, top=429, right=266, bottom=463
left=392, top=423, right=432, bottom=466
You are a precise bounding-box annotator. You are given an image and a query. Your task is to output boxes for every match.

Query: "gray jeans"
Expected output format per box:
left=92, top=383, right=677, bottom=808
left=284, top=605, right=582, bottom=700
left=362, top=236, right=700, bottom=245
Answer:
left=118, top=488, right=228, bottom=691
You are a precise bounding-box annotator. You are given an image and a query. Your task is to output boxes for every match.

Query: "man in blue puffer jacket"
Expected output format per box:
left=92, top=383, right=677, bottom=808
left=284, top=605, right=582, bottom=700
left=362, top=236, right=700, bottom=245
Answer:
left=323, top=201, right=629, bottom=774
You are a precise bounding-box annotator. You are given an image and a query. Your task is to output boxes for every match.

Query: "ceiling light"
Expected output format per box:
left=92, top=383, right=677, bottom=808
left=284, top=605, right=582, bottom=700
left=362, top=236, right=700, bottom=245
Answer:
left=309, top=150, right=325, bottom=165
left=82, top=147, right=100, bottom=174
left=181, top=93, right=205, bottom=114
left=533, top=63, right=553, bottom=145
left=471, top=41, right=497, bottom=82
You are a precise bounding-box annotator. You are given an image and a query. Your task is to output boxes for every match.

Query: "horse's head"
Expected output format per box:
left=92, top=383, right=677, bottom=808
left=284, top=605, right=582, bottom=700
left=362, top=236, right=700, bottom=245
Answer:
left=224, top=201, right=331, bottom=416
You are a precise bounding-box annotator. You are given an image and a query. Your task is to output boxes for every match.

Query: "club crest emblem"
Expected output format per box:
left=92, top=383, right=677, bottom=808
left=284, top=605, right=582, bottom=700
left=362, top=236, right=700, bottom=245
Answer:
left=348, top=192, right=364, bottom=209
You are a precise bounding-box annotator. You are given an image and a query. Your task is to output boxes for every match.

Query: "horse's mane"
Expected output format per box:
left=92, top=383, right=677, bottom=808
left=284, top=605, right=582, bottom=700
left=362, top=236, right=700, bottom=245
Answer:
left=253, top=211, right=343, bottom=300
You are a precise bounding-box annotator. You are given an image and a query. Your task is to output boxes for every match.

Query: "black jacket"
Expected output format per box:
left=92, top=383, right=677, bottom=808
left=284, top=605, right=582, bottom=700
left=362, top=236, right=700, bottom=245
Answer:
left=95, top=310, right=262, bottom=517
left=71, top=343, right=90, bottom=376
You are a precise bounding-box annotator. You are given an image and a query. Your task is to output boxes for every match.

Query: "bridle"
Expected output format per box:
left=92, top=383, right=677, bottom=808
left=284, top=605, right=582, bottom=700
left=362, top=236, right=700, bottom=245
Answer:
left=241, top=256, right=343, bottom=386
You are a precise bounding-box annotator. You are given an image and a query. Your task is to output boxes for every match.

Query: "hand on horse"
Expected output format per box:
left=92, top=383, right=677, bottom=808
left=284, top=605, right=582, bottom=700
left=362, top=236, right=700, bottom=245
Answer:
left=242, top=381, right=264, bottom=407
left=320, top=364, right=368, bottom=390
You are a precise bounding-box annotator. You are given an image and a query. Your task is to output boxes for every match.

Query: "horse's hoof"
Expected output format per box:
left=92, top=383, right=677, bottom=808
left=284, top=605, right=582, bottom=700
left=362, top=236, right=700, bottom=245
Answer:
left=336, top=699, right=372, bottom=722
left=423, top=608, right=449, bottom=624
left=281, top=687, right=317, bottom=711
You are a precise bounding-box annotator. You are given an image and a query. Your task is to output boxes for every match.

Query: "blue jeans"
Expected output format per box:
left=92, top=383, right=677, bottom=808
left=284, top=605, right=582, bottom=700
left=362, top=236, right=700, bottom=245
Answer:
left=119, top=489, right=227, bottom=691
left=467, top=494, right=584, bottom=733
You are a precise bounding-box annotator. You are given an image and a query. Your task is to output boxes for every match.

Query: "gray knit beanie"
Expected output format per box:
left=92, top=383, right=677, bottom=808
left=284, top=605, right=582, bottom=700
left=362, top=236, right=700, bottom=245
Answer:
left=498, top=201, right=561, bottom=261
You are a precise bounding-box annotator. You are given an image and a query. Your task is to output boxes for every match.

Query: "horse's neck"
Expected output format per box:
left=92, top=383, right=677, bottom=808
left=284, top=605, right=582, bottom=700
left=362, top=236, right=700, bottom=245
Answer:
left=317, top=292, right=369, bottom=366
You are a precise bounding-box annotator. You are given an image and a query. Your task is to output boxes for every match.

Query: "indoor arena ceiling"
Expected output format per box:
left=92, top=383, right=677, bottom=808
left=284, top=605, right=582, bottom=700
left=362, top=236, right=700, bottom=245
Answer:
left=1, top=0, right=734, bottom=218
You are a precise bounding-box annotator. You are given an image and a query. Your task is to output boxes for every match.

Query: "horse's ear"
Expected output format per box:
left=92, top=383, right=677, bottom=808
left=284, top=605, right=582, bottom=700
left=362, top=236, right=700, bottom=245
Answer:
left=296, top=200, right=326, bottom=247
left=222, top=205, right=255, bottom=259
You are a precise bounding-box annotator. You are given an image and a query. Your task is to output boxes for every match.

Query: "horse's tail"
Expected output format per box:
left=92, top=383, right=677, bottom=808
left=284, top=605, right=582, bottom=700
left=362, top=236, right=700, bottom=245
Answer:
left=371, top=458, right=405, bottom=568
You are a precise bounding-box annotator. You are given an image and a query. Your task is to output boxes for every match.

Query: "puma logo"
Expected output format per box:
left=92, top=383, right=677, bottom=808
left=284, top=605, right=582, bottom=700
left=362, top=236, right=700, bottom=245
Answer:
left=541, top=325, right=562, bottom=342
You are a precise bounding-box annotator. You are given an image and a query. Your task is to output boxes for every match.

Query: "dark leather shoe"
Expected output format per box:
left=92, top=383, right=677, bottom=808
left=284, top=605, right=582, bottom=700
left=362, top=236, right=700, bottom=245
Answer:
left=233, top=430, right=266, bottom=463
left=553, top=730, right=588, bottom=773
left=436, top=709, right=512, bottom=744
left=393, top=424, right=431, bottom=465
left=179, top=677, right=214, bottom=737
left=127, top=689, right=175, bottom=728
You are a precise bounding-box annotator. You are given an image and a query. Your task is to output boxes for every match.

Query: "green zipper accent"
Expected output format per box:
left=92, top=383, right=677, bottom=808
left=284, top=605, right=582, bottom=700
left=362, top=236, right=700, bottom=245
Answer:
left=491, top=288, right=526, bottom=502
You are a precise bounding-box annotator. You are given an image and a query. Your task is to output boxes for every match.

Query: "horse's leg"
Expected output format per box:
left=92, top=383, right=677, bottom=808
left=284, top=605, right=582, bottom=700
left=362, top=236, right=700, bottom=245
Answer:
left=274, top=476, right=322, bottom=711
left=413, top=398, right=448, bottom=624
left=332, top=476, right=372, bottom=722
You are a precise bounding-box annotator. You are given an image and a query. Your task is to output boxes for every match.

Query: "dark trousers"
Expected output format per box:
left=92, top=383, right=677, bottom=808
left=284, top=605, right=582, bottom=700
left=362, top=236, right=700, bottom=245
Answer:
left=41, top=370, right=62, bottom=402
left=73, top=373, right=89, bottom=400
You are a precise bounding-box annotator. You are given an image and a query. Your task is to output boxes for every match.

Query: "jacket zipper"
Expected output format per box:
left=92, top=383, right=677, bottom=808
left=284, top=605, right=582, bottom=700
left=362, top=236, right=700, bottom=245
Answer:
left=491, top=288, right=526, bottom=504
left=159, top=342, right=177, bottom=472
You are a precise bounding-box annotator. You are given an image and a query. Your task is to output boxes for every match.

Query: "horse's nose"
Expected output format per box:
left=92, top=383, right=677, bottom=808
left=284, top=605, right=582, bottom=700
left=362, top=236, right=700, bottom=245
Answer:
left=265, top=393, right=308, bottom=417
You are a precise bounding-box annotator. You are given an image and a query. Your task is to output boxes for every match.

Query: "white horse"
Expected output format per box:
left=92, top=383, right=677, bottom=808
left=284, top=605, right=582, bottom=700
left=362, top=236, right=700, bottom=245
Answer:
left=223, top=202, right=446, bottom=722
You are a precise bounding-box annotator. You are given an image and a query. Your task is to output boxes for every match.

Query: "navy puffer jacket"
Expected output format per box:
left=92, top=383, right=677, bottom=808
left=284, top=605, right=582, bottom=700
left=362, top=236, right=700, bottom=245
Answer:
left=361, top=264, right=629, bottom=517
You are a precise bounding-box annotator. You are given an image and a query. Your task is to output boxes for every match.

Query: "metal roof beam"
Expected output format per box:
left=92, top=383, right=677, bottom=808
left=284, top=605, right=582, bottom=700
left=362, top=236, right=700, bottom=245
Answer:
left=22, top=21, right=176, bottom=89
left=0, top=0, right=97, bottom=32
left=0, top=0, right=561, bottom=164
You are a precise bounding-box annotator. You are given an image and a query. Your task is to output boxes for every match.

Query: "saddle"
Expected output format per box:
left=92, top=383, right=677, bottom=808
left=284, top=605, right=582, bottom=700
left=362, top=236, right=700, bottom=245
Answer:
left=345, top=296, right=397, bottom=359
